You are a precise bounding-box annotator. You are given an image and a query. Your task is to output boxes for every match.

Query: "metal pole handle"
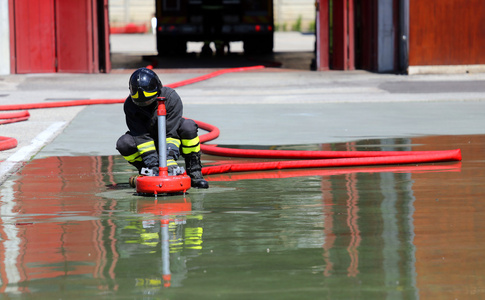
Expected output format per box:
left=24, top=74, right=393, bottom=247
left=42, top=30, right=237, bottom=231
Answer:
left=157, top=98, right=167, bottom=173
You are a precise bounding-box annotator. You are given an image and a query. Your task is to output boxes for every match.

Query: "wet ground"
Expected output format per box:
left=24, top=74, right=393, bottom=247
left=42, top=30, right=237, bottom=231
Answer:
left=1, top=133, right=484, bottom=299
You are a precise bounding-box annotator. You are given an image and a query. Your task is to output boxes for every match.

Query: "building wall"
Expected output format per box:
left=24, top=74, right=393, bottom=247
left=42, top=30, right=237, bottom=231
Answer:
left=274, top=0, right=315, bottom=31
left=108, top=0, right=316, bottom=32
left=7, top=0, right=108, bottom=74
left=377, top=0, right=396, bottom=73
left=0, top=0, right=10, bottom=75
left=109, top=0, right=155, bottom=27
left=409, top=0, right=485, bottom=68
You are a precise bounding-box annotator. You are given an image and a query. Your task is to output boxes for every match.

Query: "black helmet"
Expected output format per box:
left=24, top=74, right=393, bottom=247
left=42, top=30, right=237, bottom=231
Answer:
left=129, top=68, right=162, bottom=107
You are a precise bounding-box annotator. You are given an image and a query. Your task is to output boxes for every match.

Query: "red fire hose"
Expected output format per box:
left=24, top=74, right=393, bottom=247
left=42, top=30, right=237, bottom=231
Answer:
left=195, top=119, right=457, bottom=159
left=1, top=65, right=462, bottom=176
left=194, top=119, right=461, bottom=175
left=0, top=66, right=264, bottom=151
left=0, top=111, right=30, bottom=151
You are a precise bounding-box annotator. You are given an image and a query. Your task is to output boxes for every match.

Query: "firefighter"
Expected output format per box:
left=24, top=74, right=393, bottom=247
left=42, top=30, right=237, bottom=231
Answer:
left=116, top=68, right=209, bottom=189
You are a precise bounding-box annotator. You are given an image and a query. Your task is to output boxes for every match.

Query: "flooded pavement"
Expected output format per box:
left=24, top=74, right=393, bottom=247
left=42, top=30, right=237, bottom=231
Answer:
left=1, top=134, right=484, bottom=299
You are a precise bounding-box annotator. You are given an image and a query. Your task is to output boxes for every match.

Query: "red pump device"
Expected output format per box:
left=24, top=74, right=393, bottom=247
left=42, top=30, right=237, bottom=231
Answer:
left=136, top=97, right=191, bottom=195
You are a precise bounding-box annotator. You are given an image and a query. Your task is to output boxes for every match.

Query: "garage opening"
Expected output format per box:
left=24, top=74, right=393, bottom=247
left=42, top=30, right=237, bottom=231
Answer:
left=109, top=0, right=316, bottom=70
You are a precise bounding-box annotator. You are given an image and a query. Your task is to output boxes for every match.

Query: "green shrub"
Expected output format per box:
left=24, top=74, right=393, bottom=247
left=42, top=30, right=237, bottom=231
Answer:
left=292, top=15, right=302, bottom=32
left=308, top=20, right=315, bottom=33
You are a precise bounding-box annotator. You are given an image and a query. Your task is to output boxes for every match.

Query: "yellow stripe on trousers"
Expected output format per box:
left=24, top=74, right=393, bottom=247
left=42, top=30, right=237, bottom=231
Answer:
left=181, top=137, right=200, bottom=154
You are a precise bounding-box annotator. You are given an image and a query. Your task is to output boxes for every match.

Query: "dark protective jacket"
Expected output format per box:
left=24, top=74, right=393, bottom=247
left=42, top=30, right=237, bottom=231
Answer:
left=124, top=86, right=183, bottom=167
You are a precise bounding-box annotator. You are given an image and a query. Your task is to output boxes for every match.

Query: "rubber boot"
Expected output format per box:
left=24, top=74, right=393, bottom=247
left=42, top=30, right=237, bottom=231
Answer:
left=185, top=152, right=209, bottom=189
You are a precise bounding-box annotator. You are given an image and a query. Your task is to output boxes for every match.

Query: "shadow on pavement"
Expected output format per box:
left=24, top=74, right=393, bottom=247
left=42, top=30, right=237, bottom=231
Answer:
left=111, top=51, right=315, bottom=70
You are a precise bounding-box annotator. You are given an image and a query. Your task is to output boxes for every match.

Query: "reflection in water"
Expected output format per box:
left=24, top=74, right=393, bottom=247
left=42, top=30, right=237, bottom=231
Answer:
left=0, top=135, right=484, bottom=298
left=322, top=139, right=416, bottom=285
left=130, top=198, right=202, bottom=291
left=319, top=170, right=419, bottom=298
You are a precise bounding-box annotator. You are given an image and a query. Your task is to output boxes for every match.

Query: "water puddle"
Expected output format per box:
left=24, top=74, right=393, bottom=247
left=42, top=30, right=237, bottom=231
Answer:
left=0, top=135, right=484, bottom=299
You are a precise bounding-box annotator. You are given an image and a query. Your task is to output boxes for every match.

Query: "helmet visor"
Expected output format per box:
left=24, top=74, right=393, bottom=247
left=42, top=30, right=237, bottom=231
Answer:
left=129, top=68, right=162, bottom=107
left=131, top=90, right=158, bottom=106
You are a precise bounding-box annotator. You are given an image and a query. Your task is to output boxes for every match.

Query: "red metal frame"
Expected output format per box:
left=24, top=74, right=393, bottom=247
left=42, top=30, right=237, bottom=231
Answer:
left=99, top=0, right=111, bottom=73
left=8, top=0, right=110, bottom=74
left=10, top=0, right=57, bottom=73
left=332, top=0, right=355, bottom=70
left=315, top=0, right=330, bottom=70
left=358, top=0, right=378, bottom=71
left=8, top=0, right=15, bottom=73
left=56, top=0, right=94, bottom=73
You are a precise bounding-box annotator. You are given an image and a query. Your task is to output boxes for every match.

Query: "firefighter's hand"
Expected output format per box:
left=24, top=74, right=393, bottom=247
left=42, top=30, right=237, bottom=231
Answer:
left=151, top=167, right=159, bottom=176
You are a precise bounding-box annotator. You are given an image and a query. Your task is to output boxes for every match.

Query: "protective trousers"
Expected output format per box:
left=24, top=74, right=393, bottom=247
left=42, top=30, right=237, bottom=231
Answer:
left=116, top=118, right=201, bottom=172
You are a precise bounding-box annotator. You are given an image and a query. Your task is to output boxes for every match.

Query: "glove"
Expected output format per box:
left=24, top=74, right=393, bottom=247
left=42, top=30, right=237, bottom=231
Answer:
left=168, top=160, right=185, bottom=176
left=151, top=167, right=159, bottom=176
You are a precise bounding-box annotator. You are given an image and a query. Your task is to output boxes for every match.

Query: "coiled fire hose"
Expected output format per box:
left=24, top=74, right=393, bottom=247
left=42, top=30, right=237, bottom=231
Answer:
left=0, top=65, right=462, bottom=176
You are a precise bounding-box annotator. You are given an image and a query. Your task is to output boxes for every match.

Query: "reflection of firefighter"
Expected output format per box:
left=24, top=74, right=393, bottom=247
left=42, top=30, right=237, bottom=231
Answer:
left=121, top=197, right=203, bottom=291
left=167, top=216, right=204, bottom=253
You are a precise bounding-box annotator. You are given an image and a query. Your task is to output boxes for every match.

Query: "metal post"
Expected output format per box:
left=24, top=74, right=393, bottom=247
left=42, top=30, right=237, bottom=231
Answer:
left=157, top=98, right=167, bottom=170
left=316, top=0, right=330, bottom=71
left=0, top=0, right=10, bottom=75
left=332, top=0, right=355, bottom=70
left=158, top=115, right=167, bottom=169
left=399, top=0, right=409, bottom=74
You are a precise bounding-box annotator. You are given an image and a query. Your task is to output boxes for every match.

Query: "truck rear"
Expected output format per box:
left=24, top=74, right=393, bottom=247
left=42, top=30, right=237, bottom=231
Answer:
left=155, top=0, right=274, bottom=55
